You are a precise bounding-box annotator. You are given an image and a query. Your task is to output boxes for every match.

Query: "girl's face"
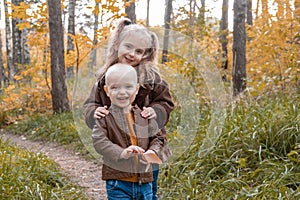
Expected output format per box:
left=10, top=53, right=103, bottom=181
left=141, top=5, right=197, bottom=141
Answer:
left=118, top=33, right=150, bottom=67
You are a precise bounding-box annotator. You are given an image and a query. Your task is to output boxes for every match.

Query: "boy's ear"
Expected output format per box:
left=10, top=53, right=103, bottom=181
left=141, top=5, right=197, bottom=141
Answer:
left=104, top=85, right=109, bottom=96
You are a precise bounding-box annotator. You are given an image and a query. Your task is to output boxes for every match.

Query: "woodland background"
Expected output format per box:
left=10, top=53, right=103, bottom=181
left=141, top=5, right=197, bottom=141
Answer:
left=0, top=0, right=299, bottom=199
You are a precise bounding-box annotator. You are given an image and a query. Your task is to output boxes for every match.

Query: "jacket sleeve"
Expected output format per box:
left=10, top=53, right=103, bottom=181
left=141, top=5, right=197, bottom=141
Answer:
left=83, top=81, right=104, bottom=129
left=149, top=79, right=174, bottom=129
left=147, top=119, right=172, bottom=163
left=92, top=120, right=124, bottom=161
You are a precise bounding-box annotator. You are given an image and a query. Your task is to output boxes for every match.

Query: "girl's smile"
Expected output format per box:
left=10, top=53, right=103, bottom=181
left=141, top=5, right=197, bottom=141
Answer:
left=118, top=33, right=150, bottom=66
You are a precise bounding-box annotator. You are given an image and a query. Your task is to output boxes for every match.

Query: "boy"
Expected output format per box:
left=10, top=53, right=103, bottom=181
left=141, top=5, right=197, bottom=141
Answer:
left=92, top=63, right=168, bottom=200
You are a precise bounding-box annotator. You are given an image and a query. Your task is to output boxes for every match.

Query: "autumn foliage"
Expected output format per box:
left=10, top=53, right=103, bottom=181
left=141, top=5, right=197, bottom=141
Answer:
left=0, top=0, right=299, bottom=124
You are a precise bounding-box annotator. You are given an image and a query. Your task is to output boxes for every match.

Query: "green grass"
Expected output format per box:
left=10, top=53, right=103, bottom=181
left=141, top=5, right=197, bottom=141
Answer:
left=159, top=91, right=300, bottom=199
left=1, top=91, right=299, bottom=199
left=0, top=138, right=88, bottom=199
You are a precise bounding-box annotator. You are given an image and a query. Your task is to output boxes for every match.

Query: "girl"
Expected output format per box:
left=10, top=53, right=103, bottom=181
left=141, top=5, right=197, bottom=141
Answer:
left=83, top=18, right=174, bottom=200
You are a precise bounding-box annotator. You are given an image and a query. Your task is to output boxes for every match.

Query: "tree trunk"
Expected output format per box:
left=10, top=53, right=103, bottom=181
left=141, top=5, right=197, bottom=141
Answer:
left=0, top=31, right=3, bottom=90
left=146, top=0, right=150, bottom=27
left=232, top=0, right=247, bottom=96
left=162, top=0, right=172, bottom=64
left=4, top=0, right=13, bottom=82
left=295, top=0, right=300, bottom=17
left=220, top=0, right=229, bottom=73
left=199, top=0, right=205, bottom=23
left=125, top=0, right=136, bottom=23
left=261, top=0, right=269, bottom=16
left=12, top=0, right=22, bottom=76
left=247, top=0, right=253, bottom=26
left=67, top=0, right=76, bottom=77
left=47, top=0, right=70, bottom=113
left=88, top=1, right=99, bottom=77
left=22, top=28, right=30, bottom=65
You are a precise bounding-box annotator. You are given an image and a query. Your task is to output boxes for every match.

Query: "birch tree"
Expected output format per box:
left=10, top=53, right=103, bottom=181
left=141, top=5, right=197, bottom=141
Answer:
left=12, top=0, right=22, bottom=75
left=47, top=0, right=70, bottom=113
left=4, top=0, right=13, bottom=81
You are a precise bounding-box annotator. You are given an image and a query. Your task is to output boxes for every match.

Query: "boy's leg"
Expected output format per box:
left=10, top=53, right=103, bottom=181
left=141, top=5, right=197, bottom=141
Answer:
left=106, top=180, right=153, bottom=200
left=138, top=181, right=153, bottom=200
left=106, top=180, right=132, bottom=200
left=152, top=164, right=159, bottom=200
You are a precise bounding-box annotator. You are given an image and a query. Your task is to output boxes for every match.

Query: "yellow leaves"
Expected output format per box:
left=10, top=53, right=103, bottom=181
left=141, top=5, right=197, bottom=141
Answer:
left=16, top=22, right=31, bottom=30
left=5, top=85, right=15, bottom=92
left=246, top=6, right=300, bottom=94
left=94, top=6, right=100, bottom=16
left=11, top=2, right=31, bottom=19
left=32, top=77, right=41, bottom=83
left=14, top=75, right=22, bottom=81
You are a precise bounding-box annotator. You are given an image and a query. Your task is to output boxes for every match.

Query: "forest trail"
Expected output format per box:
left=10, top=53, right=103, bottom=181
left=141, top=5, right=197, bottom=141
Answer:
left=0, top=130, right=107, bottom=200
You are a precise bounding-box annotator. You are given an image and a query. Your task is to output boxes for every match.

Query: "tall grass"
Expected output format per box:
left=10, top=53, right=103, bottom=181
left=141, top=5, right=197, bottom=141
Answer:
left=2, top=91, right=299, bottom=199
left=0, top=138, right=88, bottom=199
left=159, top=92, right=300, bottom=199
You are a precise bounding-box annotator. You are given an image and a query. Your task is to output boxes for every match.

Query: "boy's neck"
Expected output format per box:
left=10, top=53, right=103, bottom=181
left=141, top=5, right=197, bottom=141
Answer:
left=111, top=104, right=132, bottom=113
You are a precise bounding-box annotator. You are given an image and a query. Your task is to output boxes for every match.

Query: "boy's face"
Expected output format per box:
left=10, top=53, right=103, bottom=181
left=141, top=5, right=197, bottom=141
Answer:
left=105, top=70, right=139, bottom=108
left=118, top=33, right=149, bottom=67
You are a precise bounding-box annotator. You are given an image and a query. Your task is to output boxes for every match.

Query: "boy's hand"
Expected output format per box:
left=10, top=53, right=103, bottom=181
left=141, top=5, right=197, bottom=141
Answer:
left=120, top=145, right=145, bottom=159
left=141, top=107, right=157, bottom=119
left=94, top=106, right=109, bottom=119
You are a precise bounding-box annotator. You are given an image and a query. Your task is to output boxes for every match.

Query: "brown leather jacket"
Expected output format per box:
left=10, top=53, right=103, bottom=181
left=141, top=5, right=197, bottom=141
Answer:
left=92, top=105, right=168, bottom=183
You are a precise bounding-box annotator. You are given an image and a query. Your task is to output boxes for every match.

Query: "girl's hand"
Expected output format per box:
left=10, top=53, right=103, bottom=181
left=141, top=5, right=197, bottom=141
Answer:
left=94, top=106, right=109, bottom=119
left=141, top=107, right=157, bottom=119
left=120, top=145, right=145, bottom=159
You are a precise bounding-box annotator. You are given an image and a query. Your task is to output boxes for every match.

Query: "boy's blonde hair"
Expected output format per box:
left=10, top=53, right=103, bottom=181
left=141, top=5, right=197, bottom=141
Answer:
left=97, top=18, right=160, bottom=85
left=105, top=63, right=138, bottom=86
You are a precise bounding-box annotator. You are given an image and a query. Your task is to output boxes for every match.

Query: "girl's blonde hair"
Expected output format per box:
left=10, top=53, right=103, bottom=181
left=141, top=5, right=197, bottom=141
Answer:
left=97, top=18, right=160, bottom=85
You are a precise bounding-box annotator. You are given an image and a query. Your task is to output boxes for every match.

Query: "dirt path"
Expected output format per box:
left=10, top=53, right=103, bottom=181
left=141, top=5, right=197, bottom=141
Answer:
left=0, top=130, right=107, bottom=200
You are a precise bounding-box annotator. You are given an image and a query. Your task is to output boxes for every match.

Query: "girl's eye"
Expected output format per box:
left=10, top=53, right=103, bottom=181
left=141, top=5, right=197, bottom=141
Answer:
left=125, top=44, right=132, bottom=49
left=136, top=49, right=144, bottom=55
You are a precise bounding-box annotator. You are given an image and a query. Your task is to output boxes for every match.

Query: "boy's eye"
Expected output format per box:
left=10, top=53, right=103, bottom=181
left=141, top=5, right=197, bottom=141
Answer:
left=110, top=86, right=118, bottom=90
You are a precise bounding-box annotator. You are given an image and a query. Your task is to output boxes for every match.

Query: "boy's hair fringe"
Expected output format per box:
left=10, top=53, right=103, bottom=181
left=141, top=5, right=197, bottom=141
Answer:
left=96, top=18, right=161, bottom=86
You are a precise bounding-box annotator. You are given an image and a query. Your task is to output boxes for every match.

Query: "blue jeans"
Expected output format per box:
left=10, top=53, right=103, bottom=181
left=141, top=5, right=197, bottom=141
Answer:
left=106, top=180, right=153, bottom=200
left=152, top=164, right=159, bottom=200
